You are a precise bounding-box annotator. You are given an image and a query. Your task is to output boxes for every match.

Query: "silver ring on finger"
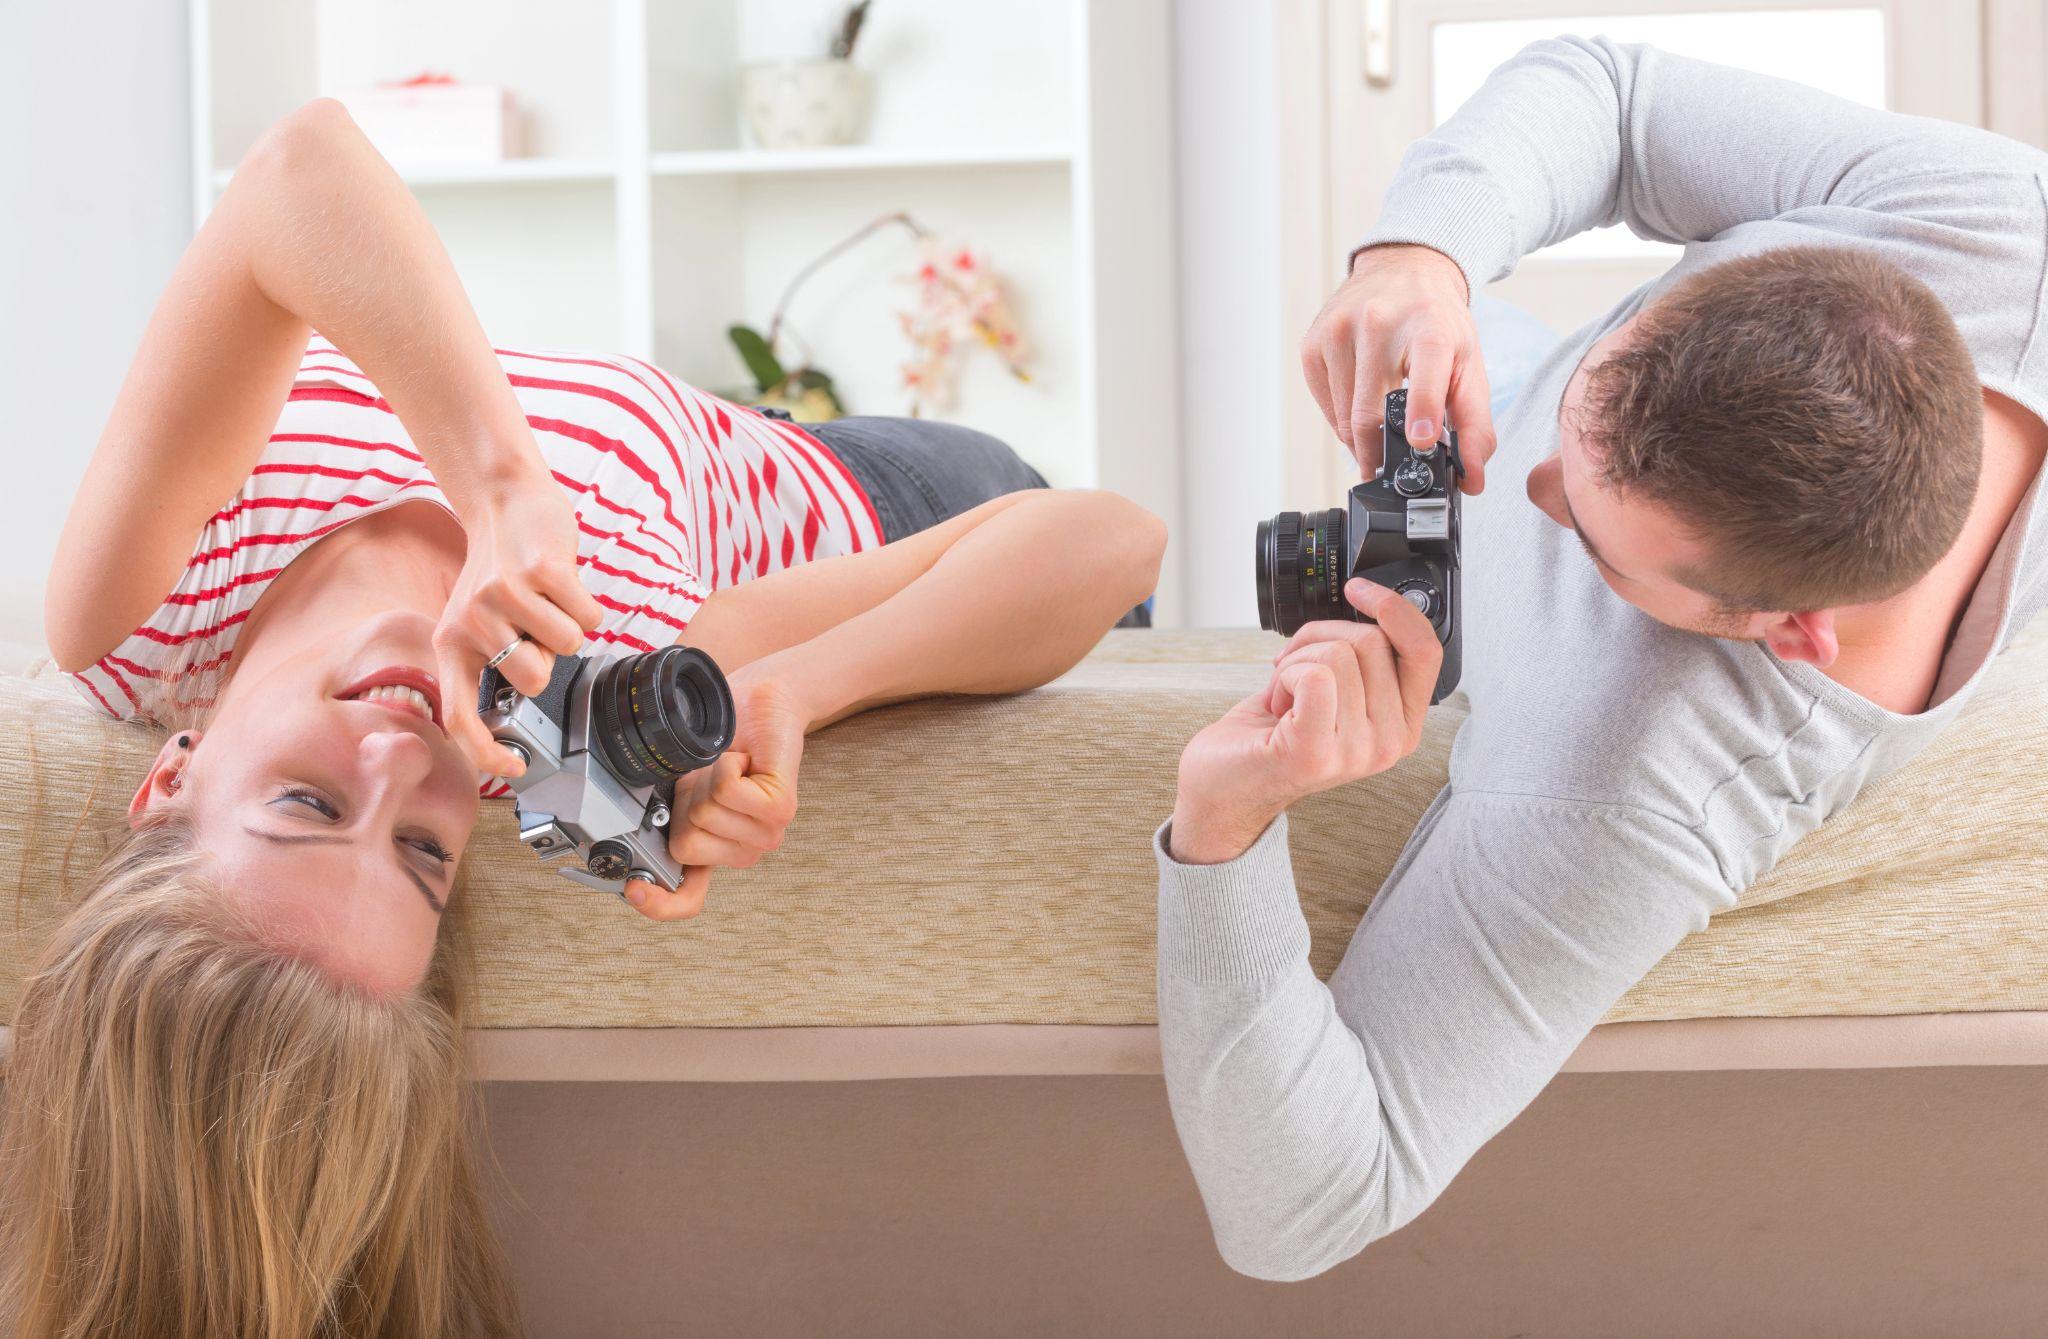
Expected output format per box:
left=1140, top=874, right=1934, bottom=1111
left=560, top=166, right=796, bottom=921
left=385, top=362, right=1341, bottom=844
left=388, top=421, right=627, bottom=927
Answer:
left=484, top=635, right=528, bottom=671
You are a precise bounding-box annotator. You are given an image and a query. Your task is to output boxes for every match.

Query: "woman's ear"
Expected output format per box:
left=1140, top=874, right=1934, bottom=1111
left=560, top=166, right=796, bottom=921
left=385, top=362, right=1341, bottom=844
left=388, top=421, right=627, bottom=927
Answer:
left=128, top=731, right=202, bottom=826
left=1762, top=611, right=1840, bottom=668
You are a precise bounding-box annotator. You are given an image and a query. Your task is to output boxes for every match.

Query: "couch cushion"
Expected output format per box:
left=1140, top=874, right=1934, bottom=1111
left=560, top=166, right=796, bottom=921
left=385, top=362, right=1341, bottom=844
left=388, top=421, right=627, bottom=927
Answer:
left=1, top=623, right=2043, bottom=1029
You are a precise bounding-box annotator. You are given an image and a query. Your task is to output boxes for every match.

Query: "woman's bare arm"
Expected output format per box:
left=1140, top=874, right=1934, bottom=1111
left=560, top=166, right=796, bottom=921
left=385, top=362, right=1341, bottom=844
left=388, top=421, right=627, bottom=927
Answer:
left=47, top=99, right=548, bottom=671
left=680, top=487, right=1165, bottom=727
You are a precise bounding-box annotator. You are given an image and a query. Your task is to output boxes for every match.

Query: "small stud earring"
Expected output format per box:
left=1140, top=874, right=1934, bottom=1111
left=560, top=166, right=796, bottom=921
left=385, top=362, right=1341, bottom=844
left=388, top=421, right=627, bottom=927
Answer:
left=176, top=734, right=191, bottom=750
left=167, top=772, right=183, bottom=793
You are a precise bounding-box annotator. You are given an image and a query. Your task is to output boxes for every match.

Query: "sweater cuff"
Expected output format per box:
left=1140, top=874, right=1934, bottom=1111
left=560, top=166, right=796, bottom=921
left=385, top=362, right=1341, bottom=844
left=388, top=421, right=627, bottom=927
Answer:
left=1155, top=814, right=1313, bottom=985
left=1355, top=172, right=1517, bottom=303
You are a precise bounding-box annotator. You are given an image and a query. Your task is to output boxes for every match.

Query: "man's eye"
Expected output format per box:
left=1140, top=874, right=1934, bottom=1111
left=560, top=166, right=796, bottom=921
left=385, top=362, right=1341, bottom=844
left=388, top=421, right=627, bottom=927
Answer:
left=275, top=785, right=340, bottom=819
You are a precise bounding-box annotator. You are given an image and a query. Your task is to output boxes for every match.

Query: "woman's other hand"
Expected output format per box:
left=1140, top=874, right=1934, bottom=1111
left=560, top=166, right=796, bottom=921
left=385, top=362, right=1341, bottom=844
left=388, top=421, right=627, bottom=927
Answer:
left=434, top=464, right=605, bottom=776
left=622, top=673, right=809, bottom=921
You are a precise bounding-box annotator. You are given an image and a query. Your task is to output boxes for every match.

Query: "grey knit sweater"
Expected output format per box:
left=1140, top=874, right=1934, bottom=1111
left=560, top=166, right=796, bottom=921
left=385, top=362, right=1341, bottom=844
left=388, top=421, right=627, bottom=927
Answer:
left=1157, top=36, right=2048, bottom=1281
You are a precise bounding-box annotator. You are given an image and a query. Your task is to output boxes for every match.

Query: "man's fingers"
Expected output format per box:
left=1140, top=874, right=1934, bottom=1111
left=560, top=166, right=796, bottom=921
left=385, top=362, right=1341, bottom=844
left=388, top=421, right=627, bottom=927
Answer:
left=1354, top=336, right=1410, bottom=480
left=1324, top=337, right=1359, bottom=456
left=624, top=866, right=713, bottom=922
left=1301, top=335, right=1337, bottom=442
left=1346, top=627, right=1407, bottom=760
left=1403, top=327, right=1456, bottom=452
left=1272, top=661, right=1338, bottom=754
left=1275, top=618, right=1377, bottom=662
left=1446, top=356, right=1497, bottom=496
left=1344, top=579, right=1443, bottom=726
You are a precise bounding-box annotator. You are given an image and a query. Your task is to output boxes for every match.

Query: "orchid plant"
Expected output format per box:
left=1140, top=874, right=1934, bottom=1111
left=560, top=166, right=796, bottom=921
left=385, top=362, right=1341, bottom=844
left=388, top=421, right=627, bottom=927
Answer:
left=898, top=237, right=1031, bottom=415
left=726, top=211, right=1033, bottom=422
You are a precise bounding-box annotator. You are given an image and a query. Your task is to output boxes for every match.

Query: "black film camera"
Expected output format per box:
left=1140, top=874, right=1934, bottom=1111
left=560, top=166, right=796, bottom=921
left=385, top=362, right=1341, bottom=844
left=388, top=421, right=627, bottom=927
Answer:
left=478, top=647, right=736, bottom=897
left=1255, top=388, right=1463, bottom=704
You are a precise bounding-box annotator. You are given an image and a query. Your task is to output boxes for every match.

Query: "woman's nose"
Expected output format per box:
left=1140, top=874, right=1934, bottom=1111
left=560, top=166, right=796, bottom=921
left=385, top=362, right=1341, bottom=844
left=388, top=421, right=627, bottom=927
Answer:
left=357, top=728, right=435, bottom=797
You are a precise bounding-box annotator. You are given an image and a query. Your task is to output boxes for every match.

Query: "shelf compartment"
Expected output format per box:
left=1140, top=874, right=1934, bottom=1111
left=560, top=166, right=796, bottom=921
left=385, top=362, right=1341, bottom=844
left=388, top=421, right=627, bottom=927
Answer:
left=211, top=158, right=619, bottom=191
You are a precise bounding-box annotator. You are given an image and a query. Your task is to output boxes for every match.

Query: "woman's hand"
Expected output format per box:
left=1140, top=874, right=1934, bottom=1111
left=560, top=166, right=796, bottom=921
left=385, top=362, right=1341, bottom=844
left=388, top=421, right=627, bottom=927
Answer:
left=433, top=464, right=606, bottom=775
left=622, top=671, right=810, bottom=921
left=1301, top=243, right=1495, bottom=493
left=1168, top=580, right=1442, bottom=865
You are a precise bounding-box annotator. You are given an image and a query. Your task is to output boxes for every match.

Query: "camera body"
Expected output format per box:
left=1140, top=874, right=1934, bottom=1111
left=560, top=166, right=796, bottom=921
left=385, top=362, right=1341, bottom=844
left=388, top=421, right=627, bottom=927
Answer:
left=478, top=646, right=736, bottom=898
left=1255, top=388, right=1462, bottom=704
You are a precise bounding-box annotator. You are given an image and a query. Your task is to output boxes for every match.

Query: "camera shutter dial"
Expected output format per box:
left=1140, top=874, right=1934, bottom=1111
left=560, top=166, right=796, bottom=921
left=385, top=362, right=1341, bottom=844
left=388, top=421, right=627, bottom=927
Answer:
left=1392, top=455, right=1436, bottom=497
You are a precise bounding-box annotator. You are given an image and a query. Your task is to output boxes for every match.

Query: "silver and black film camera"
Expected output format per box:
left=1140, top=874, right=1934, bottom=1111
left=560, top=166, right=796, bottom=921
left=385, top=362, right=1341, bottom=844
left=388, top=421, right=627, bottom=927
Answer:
left=479, top=647, right=736, bottom=897
left=1255, top=388, right=1463, bottom=703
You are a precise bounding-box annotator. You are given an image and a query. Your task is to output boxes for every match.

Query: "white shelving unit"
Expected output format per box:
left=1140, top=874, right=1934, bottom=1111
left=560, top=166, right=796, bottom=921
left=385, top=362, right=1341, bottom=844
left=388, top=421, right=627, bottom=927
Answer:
left=188, top=0, right=1182, bottom=620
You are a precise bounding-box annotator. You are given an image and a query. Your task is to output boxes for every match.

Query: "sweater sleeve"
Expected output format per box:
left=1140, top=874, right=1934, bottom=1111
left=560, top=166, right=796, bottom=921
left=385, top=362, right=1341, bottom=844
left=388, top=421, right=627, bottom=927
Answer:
left=1360, top=36, right=2048, bottom=299
left=1155, top=791, right=1732, bottom=1281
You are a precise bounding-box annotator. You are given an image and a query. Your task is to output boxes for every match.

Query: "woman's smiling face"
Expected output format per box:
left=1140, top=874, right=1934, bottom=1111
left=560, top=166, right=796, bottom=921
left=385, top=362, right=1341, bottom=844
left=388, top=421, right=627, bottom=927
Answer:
left=131, top=609, right=482, bottom=994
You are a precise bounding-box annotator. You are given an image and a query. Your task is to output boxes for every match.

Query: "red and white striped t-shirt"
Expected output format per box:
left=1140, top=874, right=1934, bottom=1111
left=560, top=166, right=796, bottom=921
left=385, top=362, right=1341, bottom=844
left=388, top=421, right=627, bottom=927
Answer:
left=69, top=341, right=883, bottom=753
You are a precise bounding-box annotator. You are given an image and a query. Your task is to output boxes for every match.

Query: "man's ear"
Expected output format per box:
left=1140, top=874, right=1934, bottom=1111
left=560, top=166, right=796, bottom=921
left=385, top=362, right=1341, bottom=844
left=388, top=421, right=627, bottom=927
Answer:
left=1762, top=611, right=1840, bottom=668
left=129, top=731, right=201, bottom=826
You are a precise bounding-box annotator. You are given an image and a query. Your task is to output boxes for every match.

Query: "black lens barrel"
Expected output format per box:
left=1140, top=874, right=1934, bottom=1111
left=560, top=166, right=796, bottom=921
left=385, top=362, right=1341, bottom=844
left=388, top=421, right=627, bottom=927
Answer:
left=1256, top=507, right=1348, bottom=636
left=590, top=646, right=736, bottom=788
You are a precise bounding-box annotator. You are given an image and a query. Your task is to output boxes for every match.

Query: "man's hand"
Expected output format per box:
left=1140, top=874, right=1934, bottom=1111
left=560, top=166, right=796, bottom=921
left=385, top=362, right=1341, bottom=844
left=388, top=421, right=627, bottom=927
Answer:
left=1169, top=579, right=1442, bottom=865
left=622, top=672, right=808, bottom=921
left=1301, top=243, right=1496, bottom=494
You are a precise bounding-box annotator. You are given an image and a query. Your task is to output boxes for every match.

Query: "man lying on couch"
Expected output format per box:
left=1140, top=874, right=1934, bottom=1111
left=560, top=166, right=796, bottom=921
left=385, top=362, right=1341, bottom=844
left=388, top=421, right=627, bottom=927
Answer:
left=1156, top=38, right=2048, bottom=1281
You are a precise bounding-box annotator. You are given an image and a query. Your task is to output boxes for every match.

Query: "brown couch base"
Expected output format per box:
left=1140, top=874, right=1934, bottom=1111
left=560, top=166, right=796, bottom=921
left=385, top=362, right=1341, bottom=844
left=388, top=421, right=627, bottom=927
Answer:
left=484, top=1066, right=2048, bottom=1338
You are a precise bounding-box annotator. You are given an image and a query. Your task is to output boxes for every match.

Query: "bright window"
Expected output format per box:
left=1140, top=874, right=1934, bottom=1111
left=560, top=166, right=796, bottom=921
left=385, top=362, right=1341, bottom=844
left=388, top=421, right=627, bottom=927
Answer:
left=1430, top=8, right=1887, bottom=260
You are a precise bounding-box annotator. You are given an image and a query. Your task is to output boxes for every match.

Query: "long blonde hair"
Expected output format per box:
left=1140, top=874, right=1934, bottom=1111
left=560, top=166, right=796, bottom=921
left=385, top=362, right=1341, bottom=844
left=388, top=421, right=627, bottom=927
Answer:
left=0, top=811, right=519, bottom=1337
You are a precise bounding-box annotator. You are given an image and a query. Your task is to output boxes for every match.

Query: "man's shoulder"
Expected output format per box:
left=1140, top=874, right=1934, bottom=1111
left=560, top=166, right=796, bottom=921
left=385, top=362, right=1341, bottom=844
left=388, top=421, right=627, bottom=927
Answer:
left=1455, top=546, right=1883, bottom=872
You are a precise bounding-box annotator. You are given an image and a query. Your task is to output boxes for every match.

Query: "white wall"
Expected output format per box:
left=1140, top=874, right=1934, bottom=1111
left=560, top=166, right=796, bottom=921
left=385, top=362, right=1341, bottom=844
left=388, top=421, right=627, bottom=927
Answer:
left=0, top=1, right=1282, bottom=659
left=0, top=0, right=193, bottom=669
left=1169, top=0, right=1290, bottom=627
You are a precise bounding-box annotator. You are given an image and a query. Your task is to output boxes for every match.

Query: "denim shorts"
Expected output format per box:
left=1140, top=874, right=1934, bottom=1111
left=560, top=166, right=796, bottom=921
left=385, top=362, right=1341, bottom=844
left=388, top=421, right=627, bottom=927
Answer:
left=805, top=415, right=1051, bottom=543
left=798, top=413, right=1150, bottom=626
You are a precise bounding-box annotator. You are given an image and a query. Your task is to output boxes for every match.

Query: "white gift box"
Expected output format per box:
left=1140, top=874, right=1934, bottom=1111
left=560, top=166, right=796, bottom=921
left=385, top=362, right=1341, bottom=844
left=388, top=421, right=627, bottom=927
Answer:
left=335, top=77, right=520, bottom=166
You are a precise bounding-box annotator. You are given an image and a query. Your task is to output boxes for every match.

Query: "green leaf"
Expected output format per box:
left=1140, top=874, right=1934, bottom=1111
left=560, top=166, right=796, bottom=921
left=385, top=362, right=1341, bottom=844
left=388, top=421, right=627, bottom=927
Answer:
left=727, top=325, right=786, bottom=393
left=792, top=368, right=845, bottom=415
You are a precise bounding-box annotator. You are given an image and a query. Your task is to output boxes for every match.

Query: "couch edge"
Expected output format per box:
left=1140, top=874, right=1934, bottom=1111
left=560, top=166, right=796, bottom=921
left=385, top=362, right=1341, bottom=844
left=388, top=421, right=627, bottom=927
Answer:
left=4, top=1013, right=2037, bottom=1083
left=446, top=1012, right=2048, bottom=1082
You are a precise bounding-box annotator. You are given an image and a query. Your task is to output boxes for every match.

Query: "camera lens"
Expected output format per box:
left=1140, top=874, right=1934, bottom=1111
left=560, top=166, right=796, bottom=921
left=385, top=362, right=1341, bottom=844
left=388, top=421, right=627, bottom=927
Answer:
left=589, top=645, right=737, bottom=788
left=1256, top=506, right=1348, bottom=636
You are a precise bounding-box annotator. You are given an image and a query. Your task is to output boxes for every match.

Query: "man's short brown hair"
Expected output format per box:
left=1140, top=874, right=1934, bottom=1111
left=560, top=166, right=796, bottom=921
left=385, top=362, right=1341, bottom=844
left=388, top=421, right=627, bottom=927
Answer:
left=1580, top=246, right=1981, bottom=611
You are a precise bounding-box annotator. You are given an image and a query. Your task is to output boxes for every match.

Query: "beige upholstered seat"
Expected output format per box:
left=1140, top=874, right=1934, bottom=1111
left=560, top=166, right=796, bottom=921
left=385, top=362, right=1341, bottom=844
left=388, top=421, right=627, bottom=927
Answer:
left=2, top=624, right=2043, bottom=1051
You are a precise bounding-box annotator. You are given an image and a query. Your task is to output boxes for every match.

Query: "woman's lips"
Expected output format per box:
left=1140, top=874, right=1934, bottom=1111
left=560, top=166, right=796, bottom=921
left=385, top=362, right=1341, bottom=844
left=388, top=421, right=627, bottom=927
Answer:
left=336, top=666, right=445, bottom=733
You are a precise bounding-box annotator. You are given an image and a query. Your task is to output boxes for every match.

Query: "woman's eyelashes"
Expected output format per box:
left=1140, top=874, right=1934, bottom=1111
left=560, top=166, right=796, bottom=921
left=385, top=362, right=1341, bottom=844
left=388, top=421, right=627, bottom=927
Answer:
left=412, top=836, right=456, bottom=866
left=273, top=785, right=455, bottom=870
left=275, top=784, right=339, bottom=818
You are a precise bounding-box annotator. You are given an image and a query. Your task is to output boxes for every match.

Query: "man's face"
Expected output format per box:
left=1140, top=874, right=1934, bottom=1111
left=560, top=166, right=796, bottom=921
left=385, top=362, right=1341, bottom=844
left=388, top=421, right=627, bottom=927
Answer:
left=1524, top=331, right=1769, bottom=642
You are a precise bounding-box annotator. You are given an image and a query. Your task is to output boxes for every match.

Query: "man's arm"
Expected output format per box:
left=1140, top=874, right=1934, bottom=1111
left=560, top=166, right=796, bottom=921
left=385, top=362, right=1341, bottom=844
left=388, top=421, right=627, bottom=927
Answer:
left=1158, top=794, right=1727, bottom=1280
left=1312, top=36, right=2048, bottom=479
left=1363, top=36, right=2048, bottom=296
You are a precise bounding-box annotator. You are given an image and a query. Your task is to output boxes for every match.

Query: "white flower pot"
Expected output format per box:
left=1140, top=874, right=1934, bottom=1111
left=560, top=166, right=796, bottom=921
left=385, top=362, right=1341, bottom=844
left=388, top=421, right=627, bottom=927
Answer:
left=740, top=59, right=869, bottom=150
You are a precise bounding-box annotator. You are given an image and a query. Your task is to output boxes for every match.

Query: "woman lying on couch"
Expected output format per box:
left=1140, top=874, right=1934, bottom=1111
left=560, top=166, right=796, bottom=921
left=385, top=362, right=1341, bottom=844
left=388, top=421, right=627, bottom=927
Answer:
left=5, top=99, right=1162, bottom=1337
